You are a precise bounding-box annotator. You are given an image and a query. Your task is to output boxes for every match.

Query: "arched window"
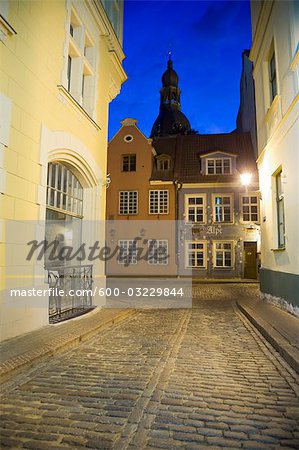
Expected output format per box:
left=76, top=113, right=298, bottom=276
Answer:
left=46, top=162, right=83, bottom=217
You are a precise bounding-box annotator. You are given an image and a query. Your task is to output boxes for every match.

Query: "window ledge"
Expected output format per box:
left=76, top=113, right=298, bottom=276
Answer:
left=271, top=247, right=286, bottom=252
left=265, top=94, right=280, bottom=123
left=57, top=85, right=100, bottom=131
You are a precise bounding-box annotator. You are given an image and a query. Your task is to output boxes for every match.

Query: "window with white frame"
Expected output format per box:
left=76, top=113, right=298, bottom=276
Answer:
left=119, top=191, right=138, bottom=215
left=207, top=158, right=232, bottom=175
left=47, top=162, right=83, bottom=217
left=213, top=241, right=233, bottom=268
left=157, top=159, right=170, bottom=171
left=148, top=240, right=168, bottom=265
left=276, top=170, right=285, bottom=248
left=241, top=194, right=259, bottom=222
left=118, top=240, right=138, bottom=265
left=185, top=195, right=206, bottom=223
left=213, top=194, right=233, bottom=223
left=66, top=8, right=96, bottom=116
left=149, top=190, right=169, bottom=214
left=186, top=241, right=206, bottom=268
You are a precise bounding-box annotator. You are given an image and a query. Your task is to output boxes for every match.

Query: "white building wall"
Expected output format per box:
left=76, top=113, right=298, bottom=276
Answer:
left=250, top=0, right=299, bottom=311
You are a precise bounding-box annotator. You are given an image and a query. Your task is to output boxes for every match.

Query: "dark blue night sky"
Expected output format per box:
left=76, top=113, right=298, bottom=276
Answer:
left=108, top=0, right=252, bottom=140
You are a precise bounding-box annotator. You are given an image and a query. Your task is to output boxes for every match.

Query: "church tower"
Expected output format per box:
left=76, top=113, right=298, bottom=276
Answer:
left=150, top=54, right=191, bottom=137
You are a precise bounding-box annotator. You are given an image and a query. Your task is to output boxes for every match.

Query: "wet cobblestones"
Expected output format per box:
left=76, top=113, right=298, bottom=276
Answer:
left=1, top=285, right=298, bottom=449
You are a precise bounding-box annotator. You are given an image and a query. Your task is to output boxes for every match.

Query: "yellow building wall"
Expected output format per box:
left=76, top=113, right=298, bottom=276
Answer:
left=0, top=0, right=126, bottom=340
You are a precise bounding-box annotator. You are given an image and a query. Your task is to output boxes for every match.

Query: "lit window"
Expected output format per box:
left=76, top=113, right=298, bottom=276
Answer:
left=148, top=240, right=168, bottom=265
left=119, top=191, right=138, bottom=215
left=149, top=190, right=169, bottom=214
left=122, top=154, right=136, bottom=172
left=213, top=194, right=233, bottom=223
left=186, top=241, right=206, bottom=268
left=214, top=241, right=233, bottom=268
left=241, top=195, right=259, bottom=222
left=207, top=158, right=231, bottom=175
left=185, top=195, right=206, bottom=223
left=46, top=162, right=83, bottom=217
left=157, top=159, right=170, bottom=171
left=118, top=240, right=138, bottom=265
left=269, top=51, right=277, bottom=104
left=276, top=171, right=285, bottom=248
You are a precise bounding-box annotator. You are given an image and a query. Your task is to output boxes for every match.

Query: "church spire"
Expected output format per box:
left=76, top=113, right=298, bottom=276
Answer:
left=160, top=54, right=180, bottom=109
left=150, top=56, right=191, bottom=138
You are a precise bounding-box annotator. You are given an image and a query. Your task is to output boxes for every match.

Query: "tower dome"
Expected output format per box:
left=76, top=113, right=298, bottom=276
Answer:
left=150, top=56, right=191, bottom=138
left=162, top=59, right=179, bottom=87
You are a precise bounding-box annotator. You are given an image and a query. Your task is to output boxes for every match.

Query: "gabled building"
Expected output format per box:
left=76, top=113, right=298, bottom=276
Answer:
left=173, top=133, right=260, bottom=279
left=249, top=0, right=299, bottom=312
left=106, top=118, right=177, bottom=276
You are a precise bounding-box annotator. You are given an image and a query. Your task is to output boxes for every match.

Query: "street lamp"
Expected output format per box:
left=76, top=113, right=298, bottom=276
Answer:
left=240, top=172, right=252, bottom=187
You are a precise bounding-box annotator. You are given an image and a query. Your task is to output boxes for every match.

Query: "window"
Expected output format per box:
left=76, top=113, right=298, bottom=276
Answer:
left=269, top=51, right=277, bottom=104
left=119, top=191, right=138, bottom=215
left=149, top=190, right=169, bottom=214
left=47, top=162, right=83, bottom=217
left=276, top=171, right=285, bottom=248
left=213, top=194, right=233, bottom=223
left=122, top=154, right=136, bottom=172
left=207, top=158, right=231, bottom=175
left=118, top=240, right=138, bottom=265
left=157, top=159, right=170, bottom=171
left=214, top=241, right=234, bottom=268
left=124, top=134, right=133, bottom=143
left=241, top=195, right=259, bottom=222
left=148, top=240, right=168, bottom=265
left=102, top=0, right=121, bottom=40
left=186, top=241, right=206, bottom=268
left=185, top=195, right=206, bottom=223
left=66, top=8, right=96, bottom=115
left=67, top=55, right=72, bottom=92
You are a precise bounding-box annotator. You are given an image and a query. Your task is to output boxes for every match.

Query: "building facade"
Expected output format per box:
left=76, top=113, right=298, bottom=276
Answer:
left=174, top=133, right=260, bottom=279
left=250, top=0, right=299, bottom=312
left=0, top=0, right=126, bottom=340
left=106, top=118, right=177, bottom=276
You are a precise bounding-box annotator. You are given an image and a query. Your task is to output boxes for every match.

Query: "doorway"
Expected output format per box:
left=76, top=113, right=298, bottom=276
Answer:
left=243, top=241, right=257, bottom=279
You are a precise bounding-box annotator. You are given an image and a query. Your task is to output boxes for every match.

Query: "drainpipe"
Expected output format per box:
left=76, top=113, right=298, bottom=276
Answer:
left=174, top=179, right=183, bottom=277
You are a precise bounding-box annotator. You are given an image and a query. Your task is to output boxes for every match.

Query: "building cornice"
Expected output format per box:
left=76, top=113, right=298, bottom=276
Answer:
left=250, top=0, right=274, bottom=64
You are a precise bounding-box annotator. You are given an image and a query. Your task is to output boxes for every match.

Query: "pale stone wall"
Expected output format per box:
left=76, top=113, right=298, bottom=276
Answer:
left=250, top=0, right=299, bottom=307
left=0, top=0, right=126, bottom=340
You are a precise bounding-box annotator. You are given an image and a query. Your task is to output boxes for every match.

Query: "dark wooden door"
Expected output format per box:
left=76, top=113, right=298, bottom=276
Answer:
left=244, top=242, right=257, bottom=279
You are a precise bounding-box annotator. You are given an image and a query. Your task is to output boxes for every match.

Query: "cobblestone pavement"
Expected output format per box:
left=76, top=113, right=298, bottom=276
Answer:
left=1, top=284, right=299, bottom=449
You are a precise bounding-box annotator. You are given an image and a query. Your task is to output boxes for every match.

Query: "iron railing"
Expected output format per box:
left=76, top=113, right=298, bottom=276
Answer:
left=47, top=264, right=93, bottom=323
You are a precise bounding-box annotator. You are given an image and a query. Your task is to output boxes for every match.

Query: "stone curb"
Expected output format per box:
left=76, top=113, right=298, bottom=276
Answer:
left=0, top=308, right=136, bottom=383
left=237, top=301, right=299, bottom=374
left=192, top=279, right=259, bottom=284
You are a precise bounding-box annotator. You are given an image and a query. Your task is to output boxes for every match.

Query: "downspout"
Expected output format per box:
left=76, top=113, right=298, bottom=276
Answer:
left=174, top=179, right=183, bottom=277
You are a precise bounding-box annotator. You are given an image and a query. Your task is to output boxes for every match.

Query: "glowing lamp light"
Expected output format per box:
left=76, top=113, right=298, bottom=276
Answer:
left=240, top=173, right=252, bottom=186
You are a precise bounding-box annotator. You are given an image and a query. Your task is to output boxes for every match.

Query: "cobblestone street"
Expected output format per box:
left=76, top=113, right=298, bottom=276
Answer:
left=1, top=285, right=299, bottom=449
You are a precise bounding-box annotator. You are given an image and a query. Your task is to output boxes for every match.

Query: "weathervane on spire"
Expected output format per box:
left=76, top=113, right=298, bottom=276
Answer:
left=168, top=43, right=172, bottom=60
